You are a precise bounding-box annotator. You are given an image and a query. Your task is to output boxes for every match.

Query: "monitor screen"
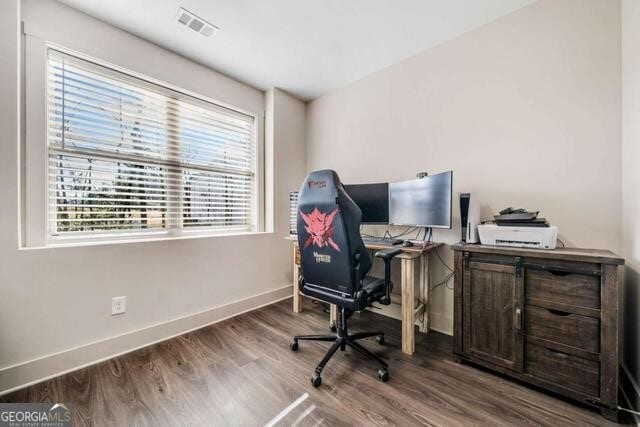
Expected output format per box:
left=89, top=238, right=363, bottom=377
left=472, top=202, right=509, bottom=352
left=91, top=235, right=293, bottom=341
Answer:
left=344, top=183, right=389, bottom=224
left=389, top=171, right=453, bottom=228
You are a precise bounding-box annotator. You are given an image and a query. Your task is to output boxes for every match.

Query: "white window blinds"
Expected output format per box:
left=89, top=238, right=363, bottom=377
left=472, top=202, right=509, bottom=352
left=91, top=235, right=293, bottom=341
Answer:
left=47, top=49, right=257, bottom=240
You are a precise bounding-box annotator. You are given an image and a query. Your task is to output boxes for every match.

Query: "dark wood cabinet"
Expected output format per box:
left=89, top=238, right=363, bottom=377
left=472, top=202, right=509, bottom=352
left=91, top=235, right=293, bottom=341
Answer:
left=452, top=244, right=624, bottom=421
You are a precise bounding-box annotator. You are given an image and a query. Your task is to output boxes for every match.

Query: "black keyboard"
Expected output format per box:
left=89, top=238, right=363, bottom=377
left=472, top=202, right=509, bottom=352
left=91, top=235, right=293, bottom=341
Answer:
left=361, top=236, right=402, bottom=245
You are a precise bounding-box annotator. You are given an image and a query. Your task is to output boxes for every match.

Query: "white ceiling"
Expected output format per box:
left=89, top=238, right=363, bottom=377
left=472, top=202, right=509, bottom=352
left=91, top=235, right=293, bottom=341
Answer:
left=57, top=0, right=535, bottom=101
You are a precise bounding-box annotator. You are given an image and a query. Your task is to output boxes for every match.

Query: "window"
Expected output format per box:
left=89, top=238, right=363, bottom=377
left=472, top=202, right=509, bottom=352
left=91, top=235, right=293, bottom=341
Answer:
left=46, top=49, right=258, bottom=242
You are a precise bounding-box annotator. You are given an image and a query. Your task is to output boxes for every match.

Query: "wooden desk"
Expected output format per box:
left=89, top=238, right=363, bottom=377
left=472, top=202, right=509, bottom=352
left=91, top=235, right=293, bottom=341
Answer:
left=287, top=237, right=442, bottom=355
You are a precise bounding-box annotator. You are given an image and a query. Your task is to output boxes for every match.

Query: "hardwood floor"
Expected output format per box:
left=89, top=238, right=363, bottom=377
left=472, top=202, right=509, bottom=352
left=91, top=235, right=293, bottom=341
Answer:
left=1, top=298, right=631, bottom=426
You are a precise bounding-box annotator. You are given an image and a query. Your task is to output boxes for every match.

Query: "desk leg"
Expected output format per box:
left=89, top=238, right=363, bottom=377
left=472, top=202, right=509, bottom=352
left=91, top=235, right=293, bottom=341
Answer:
left=329, top=304, right=338, bottom=330
left=292, top=246, right=302, bottom=313
left=401, top=258, right=415, bottom=355
left=418, top=254, right=430, bottom=333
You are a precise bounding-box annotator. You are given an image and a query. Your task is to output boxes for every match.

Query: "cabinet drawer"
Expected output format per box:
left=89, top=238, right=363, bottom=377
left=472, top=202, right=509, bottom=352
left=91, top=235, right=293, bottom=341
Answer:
left=525, top=339, right=599, bottom=397
left=525, top=268, right=600, bottom=312
left=525, top=305, right=600, bottom=353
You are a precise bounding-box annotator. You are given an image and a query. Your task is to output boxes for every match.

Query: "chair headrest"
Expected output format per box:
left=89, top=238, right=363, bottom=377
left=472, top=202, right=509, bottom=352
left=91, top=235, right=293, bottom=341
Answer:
left=300, top=169, right=342, bottom=197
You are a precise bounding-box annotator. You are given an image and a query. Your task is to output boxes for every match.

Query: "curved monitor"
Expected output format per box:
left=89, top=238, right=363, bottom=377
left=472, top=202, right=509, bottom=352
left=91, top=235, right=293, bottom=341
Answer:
left=389, top=171, right=452, bottom=228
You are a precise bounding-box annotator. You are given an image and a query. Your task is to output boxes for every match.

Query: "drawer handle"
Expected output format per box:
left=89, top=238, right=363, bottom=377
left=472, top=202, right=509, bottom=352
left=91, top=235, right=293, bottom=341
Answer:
left=547, top=308, right=571, bottom=317
left=515, top=308, right=522, bottom=331
left=546, top=348, right=570, bottom=359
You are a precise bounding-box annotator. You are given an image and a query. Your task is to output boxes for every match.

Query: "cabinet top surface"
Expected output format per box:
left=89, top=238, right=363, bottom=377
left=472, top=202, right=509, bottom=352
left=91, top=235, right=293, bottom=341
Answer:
left=451, top=243, right=624, bottom=265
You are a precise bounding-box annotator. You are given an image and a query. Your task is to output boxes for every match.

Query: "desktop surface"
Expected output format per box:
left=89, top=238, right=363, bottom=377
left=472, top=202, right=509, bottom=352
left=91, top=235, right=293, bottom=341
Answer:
left=285, top=234, right=441, bottom=255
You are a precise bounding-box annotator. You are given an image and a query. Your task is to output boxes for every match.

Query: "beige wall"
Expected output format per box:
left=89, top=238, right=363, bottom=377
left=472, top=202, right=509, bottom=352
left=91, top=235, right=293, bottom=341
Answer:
left=307, top=0, right=622, bottom=334
left=622, top=0, right=640, bottom=412
left=266, top=89, right=308, bottom=234
left=0, top=0, right=306, bottom=393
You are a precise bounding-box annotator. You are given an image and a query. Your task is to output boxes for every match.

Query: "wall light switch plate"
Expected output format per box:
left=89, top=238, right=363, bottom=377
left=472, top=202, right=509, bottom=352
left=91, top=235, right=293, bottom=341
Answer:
left=112, top=296, right=126, bottom=315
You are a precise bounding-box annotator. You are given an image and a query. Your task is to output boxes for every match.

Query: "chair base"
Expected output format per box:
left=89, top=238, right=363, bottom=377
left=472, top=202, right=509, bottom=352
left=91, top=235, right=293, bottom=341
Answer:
left=290, top=308, right=389, bottom=387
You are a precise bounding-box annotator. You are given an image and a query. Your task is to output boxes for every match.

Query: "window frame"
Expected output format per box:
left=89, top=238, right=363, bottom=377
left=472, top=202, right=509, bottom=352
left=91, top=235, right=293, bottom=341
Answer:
left=24, top=38, right=265, bottom=247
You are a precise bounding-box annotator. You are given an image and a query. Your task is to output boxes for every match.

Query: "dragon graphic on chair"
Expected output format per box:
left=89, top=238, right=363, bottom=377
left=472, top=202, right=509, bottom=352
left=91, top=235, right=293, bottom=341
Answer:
left=299, top=207, right=341, bottom=252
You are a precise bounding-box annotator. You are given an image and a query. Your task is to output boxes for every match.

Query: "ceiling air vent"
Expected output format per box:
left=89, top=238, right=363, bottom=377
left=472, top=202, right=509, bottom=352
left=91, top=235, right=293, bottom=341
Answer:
left=174, top=8, right=219, bottom=37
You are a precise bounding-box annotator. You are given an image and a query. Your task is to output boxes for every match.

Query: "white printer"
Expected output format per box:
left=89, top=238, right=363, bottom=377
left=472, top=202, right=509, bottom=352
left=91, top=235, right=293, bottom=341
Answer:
left=478, top=223, right=558, bottom=249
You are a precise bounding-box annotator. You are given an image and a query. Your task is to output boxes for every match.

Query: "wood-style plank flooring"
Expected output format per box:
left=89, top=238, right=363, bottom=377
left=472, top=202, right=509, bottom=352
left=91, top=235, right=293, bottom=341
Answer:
left=2, top=298, right=631, bottom=426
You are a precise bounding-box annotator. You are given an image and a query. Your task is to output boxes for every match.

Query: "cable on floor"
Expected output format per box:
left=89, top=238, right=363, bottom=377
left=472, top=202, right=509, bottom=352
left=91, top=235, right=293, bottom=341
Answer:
left=617, top=405, right=640, bottom=416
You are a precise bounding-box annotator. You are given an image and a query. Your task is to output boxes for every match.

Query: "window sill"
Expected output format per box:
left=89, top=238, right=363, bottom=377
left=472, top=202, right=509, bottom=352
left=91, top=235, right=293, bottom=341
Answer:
left=20, top=229, right=275, bottom=251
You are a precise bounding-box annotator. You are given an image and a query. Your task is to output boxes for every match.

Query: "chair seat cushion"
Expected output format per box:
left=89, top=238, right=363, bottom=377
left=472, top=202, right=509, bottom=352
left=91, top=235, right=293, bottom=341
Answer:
left=362, top=276, right=385, bottom=294
left=301, top=275, right=391, bottom=312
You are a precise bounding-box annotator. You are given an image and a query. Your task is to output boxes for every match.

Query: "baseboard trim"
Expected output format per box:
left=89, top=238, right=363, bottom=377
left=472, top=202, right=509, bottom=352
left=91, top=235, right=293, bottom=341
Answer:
left=621, top=363, right=640, bottom=424
left=429, top=312, right=453, bottom=336
left=0, top=285, right=293, bottom=396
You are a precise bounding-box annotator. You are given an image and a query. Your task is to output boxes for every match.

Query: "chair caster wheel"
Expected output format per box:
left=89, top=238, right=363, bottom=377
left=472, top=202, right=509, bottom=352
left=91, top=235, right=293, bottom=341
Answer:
left=290, top=340, right=299, bottom=351
left=330, top=322, right=337, bottom=333
left=377, top=368, right=389, bottom=382
left=376, top=335, right=385, bottom=345
left=311, top=374, right=322, bottom=387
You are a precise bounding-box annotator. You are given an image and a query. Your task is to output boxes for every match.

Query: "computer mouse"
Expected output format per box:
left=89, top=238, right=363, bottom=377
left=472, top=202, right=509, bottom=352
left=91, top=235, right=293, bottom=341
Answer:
left=402, top=240, right=413, bottom=247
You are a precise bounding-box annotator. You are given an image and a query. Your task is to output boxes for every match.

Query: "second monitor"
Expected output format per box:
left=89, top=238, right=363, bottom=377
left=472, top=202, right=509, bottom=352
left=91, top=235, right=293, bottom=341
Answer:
left=343, top=183, right=389, bottom=224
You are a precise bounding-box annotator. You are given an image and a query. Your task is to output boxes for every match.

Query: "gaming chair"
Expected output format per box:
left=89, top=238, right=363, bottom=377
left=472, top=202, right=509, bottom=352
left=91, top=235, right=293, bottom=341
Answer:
left=290, top=169, right=401, bottom=387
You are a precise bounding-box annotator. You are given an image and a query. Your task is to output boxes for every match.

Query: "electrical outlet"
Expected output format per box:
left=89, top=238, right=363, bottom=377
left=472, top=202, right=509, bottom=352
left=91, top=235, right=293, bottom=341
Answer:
left=111, top=296, right=126, bottom=315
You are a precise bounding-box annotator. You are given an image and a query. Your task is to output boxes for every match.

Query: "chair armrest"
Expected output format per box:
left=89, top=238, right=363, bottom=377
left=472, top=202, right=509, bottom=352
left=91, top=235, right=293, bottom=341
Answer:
left=374, top=248, right=401, bottom=305
left=374, top=248, right=402, bottom=261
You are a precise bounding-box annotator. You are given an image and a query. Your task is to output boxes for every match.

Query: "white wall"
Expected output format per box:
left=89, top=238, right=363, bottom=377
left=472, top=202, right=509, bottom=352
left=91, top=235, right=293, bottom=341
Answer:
left=622, top=0, right=640, bottom=414
left=0, top=0, right=306, bottom=394
left=306, top=0, right=622, bottom=334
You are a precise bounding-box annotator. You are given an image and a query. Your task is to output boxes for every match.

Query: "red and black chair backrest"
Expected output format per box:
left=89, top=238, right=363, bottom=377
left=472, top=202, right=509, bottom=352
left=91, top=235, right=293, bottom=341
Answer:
left=296, top=170, right=372, bottom=295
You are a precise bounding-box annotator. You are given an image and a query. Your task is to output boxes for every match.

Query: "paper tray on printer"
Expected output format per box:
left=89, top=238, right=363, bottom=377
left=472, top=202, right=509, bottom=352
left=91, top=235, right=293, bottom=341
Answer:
left=493, top=211, right=539, bottom=221
left=495, top=218, right=549, bottom=227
